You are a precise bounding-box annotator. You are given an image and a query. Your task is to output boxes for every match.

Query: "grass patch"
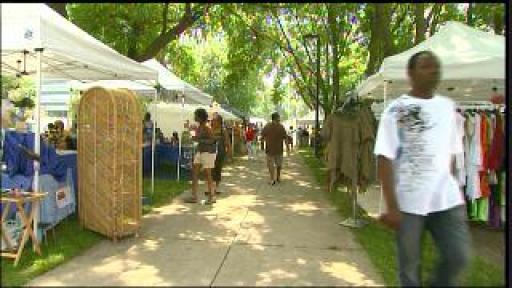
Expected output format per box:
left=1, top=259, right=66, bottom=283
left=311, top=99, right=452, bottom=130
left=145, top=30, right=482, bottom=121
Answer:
left=1, top=215, right=102, bottom=287
left=143, top=177, right=190, bottom=214
left=298, top=148, right=504, bottom=287
left=2, top=177, right=190, bottom=287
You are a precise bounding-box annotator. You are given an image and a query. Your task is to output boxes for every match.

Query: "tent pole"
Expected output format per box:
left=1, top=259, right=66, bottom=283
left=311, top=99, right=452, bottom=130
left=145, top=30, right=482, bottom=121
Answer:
left=178, top=93, right=184, bottom=181
left=33, top=48, right=43, bottom=242
left=378, top=80, right=388, bottom=216
left=232, top=123, right=235, bottom=159
left=151, top=88, right=157, bottom=197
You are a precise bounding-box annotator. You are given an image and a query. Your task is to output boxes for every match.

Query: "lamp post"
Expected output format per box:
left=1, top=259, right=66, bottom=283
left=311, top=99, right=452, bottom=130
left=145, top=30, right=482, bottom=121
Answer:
left=304, top=34, right=320, bottom=158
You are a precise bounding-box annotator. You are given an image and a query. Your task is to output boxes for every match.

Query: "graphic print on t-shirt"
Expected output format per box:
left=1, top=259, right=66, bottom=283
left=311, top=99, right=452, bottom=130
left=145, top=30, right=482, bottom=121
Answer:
left=390, top=102, right=436, bottom=193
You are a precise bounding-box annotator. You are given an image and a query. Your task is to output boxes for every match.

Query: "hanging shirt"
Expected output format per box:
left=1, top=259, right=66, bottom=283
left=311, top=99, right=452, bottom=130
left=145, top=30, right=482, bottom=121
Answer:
left=454, top=112, right=466, bottom=186
left=374, top=95, right=464, bottom=216
left=488, top=113, right=505, bottom=171
left=479, top=114, right=491, bottom=198
left=471, top=114, right=483, bottom=199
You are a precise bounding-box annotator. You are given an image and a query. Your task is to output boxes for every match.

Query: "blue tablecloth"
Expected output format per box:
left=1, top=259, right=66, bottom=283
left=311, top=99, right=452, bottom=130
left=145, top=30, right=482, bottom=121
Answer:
left=1, top=131, right=77, bottom=241
left=143, top=144, right=180, bottom=174
left=2, top=131, right=67, bottom=182
left=57, top=152, right=77, bottom=198
left=143, top=144, right=194, bottom=180
left=1, top=171, right=76, bottom=241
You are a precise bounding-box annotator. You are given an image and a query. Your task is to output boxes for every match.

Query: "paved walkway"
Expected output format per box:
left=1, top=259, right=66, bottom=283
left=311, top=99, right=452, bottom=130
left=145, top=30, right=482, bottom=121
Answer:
left=29, top=152, right=383, bottom=286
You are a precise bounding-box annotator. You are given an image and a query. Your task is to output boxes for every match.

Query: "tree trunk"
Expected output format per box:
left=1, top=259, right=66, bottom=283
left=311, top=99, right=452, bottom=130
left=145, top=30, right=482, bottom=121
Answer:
left=127, top=26, right=140, bottom=60
left=467, top=3, right=474, bottom=26
left=365, top=4, right=379, bottom=77
left=429, top=4, right=443, bottom=36
left=493, top=4, right=504, bottom=35
left=327, top=5, right=339, bottom=113
left=414, top=3, right=426, bottom=45
left=47, top=3, right=68, bottom=19
left=382, top=4, right=393, bottom=57
left=365, top=4, right=392, bottom=76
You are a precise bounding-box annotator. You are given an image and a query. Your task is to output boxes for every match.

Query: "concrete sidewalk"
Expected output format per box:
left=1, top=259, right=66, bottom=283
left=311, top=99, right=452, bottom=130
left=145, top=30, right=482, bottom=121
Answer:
left=28, top=152, right=384, bottom=286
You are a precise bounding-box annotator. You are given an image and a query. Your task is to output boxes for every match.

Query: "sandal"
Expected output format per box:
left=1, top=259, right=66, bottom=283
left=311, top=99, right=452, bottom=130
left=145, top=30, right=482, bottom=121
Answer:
left=204, top=198, right=216, bottom=205
left=183, top=196, right=198, bottom=203
left=204, top=191, right=221, bottom=196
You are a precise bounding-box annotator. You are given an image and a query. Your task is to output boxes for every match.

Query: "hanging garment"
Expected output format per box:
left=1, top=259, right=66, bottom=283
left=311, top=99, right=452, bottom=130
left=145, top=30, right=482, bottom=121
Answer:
left=479, top=114, right=491, bottom=198
left=476, top=197, right=489, bottom=222
left=454, top=112, right=466, bottom=186
left=465, top=114, right=481, bottom=200
left=321, top=105, right=376, bottom=193
left=487, top=113, right=505, bottom=171
left=488, top=184, right=501, bottom=228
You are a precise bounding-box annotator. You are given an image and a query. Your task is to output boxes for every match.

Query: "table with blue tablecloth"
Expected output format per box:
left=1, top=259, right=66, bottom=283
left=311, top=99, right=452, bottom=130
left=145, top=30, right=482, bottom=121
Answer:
left=143, top=143, right=194, bottom=180
left=1, top=131, right=76, bottom=241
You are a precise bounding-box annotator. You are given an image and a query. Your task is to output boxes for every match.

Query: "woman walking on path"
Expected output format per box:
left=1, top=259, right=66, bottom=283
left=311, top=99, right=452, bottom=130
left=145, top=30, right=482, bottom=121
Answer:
left=207, top=113, right=231, bottom=196
left=185, top=108, right=217, bottom=205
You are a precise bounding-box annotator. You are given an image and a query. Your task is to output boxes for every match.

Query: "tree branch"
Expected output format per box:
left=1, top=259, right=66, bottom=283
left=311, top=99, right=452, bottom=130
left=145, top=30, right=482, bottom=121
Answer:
left=47, top=3, right=68, bottom=19
left=135, top=3, right=211, bottom=61
left=161, top=3, right=169, bottom=35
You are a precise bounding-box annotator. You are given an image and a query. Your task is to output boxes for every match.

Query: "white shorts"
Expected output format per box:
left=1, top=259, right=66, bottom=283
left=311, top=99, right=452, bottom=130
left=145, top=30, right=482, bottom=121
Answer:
left=193, top=152, right=216, bottom=169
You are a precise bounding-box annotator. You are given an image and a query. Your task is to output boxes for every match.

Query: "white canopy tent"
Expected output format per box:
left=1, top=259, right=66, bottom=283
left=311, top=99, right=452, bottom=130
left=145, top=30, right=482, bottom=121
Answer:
left=141, top=59, right=214, bottom=106
left=249, top=117, right=267, bottom=126
left=69, top=79, right=155, bottom=92
left=183, top=83, right=214, bottom=106
left=1, top=3, right=159, bottom=239
left=1, top=4, right=157, bottom=81
left=142, top=59, right=187, bottom=92
left=295, top=110, right=325, bottom=126
left=356, top=21, right=505, bottom=104
left=147, top=102, right=238, bottom=136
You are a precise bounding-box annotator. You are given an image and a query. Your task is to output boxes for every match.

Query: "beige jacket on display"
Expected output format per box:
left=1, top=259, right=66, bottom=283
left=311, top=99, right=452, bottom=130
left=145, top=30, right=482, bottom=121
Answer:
left=321, top=105, right=376, bottom=193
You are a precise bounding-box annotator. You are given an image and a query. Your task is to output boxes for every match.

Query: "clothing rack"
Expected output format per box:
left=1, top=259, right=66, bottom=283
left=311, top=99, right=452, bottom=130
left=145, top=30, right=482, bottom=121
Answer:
left=457, top=102, right=506, bottom=228
left=456, top=101, right=505, bottom=112
left=337, top=91, right=368, bottom=229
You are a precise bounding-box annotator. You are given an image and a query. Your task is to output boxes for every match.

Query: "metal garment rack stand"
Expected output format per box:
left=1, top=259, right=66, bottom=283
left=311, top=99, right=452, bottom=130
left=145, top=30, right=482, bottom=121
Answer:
left=337, top=94, right=368, bottom=228
left=339, top=178, right=368, bottom=228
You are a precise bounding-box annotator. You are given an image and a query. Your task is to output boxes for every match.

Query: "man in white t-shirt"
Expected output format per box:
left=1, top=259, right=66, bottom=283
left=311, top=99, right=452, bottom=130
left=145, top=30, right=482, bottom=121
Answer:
left=374, top=51, right=470, bottom=287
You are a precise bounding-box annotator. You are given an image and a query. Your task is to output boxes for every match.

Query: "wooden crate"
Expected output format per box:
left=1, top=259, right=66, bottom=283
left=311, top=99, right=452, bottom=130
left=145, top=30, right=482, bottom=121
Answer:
left=78, top=87, right=142, bottom=241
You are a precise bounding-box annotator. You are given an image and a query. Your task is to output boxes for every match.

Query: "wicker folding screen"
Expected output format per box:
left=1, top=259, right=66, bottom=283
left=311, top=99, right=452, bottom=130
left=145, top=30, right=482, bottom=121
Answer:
left=78, top=87, right=142, bottom=241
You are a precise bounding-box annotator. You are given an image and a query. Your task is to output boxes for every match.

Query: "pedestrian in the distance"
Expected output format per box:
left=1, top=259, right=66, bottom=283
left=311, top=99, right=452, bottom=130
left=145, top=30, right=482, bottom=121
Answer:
left=374, top=50, right=470, bottom=287
left=245, top=123, right=256, bottom=160
left=261, top=112, right=290, bottom=186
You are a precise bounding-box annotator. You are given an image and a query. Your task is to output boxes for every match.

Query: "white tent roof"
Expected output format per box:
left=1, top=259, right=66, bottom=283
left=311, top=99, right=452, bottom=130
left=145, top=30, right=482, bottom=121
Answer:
left=1, top=3, right=157, bottom=81
left=69, top=80, right=154, bottom=91
left=356, top=21, right=505, bottom=102
left=141, top=59, right=213, bottom=105
left=147, top=102, right=238, bottom=137
left=183, top=83, right=214, bottom=106
left=249, top=117, right=267, bottom=124
left=141, top=59, right=187, bottom=91
left=298, top=111, right=325, bottom=122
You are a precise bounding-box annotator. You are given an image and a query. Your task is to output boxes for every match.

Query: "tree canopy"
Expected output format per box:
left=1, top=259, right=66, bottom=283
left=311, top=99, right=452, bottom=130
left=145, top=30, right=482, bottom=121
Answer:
left=51, top=3, right=504, bottom=116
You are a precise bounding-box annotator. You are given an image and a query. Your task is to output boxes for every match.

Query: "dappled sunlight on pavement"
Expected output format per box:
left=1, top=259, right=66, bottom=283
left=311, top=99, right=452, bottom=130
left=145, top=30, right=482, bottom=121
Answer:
left=29, top=152, right=383, bottom=286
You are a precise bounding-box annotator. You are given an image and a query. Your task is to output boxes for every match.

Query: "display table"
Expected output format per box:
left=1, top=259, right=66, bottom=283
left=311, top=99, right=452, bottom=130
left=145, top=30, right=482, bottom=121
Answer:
left=1, top=192, right=46, bottom=266
left=143, top=144, right=193, bottom=180
left=56, top=151, right=77, bottom=199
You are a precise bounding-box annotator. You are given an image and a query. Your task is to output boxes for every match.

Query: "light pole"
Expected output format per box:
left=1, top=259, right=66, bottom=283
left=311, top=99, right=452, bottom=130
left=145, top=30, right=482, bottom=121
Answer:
left=304, top=34, right=320, bottom=158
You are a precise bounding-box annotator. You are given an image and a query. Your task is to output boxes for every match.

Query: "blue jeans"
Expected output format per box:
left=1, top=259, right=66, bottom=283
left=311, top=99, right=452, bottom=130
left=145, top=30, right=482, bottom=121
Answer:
left=398, top=205, right=471, bottom=287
